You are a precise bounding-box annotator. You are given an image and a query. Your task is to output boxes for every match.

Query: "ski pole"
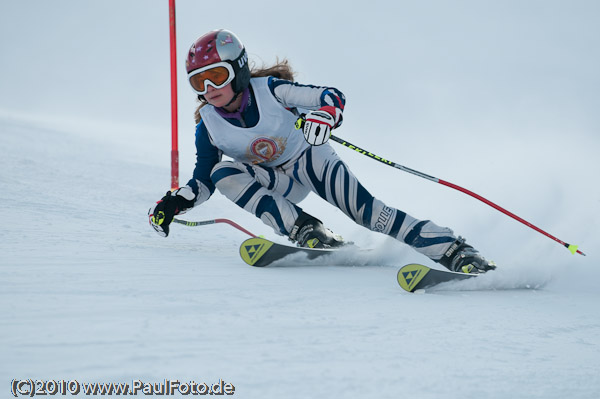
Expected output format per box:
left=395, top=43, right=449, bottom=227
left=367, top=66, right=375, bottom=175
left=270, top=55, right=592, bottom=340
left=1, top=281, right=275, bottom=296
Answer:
left=173, top=218, right=256, bottom=238
left=294, top=115, right=585, bottom=256
left=332, top=134, right=585, bottom=256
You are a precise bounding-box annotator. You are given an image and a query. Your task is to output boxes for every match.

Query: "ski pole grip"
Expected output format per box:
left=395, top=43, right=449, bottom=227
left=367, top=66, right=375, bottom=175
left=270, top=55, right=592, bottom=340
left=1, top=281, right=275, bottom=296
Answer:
left=295, top=114, right=306, bottom=130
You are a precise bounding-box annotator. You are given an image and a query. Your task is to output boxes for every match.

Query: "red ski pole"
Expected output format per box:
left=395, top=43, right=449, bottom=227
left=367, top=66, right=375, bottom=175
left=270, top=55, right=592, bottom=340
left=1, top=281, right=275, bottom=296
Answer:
left=327, top=133, right=586, bottom=256
left=173, top=218, right=257, bottom=238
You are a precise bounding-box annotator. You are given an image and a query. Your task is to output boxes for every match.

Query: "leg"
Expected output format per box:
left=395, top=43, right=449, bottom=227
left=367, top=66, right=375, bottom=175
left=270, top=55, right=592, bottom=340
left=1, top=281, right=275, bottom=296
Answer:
left=284, top=145, right=457, bottom=260
left=210, top=160, right=310, bottom=235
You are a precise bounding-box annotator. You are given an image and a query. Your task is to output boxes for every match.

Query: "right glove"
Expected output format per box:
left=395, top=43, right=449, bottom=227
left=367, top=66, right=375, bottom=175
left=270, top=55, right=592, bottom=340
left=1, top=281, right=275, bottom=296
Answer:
left=148, top=186, right=196, bottom=237
left=301, top=106, right=342, bottom=146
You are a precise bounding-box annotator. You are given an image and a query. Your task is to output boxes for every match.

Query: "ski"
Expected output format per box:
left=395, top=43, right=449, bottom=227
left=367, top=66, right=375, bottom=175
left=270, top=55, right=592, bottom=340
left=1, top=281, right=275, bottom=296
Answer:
left=397, top=263, right=478, bottom=292
left=240, top=237, right=360, bottom=267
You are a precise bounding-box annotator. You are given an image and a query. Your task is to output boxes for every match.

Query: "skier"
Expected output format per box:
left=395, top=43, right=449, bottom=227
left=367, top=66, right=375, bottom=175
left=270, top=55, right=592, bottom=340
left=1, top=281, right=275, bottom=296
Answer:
left=149, top=29, right=496, bottom=274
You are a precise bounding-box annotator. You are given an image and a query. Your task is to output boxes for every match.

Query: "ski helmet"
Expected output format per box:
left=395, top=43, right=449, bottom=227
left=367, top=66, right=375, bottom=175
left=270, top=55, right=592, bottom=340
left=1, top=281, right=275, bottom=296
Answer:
left=186, top=29, right=250, bottom=96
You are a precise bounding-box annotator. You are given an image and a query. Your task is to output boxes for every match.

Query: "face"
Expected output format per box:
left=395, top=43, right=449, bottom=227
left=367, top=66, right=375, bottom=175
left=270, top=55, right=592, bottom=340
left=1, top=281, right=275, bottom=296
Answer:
left=204, top=83, right=235, bottom=108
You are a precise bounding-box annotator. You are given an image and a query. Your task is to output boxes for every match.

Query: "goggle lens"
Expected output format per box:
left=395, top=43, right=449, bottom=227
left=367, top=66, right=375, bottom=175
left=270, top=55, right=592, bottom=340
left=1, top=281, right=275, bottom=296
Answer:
left=189, top=66, right=232, bottom=94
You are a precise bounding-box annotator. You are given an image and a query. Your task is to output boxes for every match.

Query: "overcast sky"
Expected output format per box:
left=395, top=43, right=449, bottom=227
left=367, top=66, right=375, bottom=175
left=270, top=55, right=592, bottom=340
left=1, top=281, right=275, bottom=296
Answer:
left=1, top=0, right=598, bottom=137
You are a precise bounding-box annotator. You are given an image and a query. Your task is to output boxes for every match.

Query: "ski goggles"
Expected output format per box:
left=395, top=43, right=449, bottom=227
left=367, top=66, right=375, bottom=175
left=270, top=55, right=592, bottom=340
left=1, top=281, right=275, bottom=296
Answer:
left=188, top=62, right=235, bottom=95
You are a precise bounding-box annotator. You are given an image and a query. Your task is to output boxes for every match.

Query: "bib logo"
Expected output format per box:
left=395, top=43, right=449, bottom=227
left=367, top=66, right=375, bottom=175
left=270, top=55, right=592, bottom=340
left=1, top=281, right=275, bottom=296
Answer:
left=249, top=137, right=281, bottom=163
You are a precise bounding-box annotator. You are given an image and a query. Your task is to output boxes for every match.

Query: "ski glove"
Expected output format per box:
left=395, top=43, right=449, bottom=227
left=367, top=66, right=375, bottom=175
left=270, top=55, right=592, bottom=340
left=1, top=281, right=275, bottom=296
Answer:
left=148, top=186, right=196, bottom=237
left=302, top=106, right=342, bottom=146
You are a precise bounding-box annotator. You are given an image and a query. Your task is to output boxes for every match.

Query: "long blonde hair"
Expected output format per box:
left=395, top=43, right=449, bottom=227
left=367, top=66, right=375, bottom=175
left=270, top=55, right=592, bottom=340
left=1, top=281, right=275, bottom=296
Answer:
left=193, top=58, right=295, bottom=124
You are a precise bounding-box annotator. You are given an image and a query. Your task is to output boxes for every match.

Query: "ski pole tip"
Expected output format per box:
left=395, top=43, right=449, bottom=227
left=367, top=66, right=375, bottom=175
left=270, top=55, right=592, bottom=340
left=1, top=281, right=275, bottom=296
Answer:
left=567, top=244, right=585, bottom=256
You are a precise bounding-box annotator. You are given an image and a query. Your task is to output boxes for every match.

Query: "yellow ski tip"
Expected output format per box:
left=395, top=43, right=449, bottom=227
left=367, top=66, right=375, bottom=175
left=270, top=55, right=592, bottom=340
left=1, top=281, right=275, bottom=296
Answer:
left=397, top=264, right=431, bottom=292
left=240, top=237, right=273, bottom=266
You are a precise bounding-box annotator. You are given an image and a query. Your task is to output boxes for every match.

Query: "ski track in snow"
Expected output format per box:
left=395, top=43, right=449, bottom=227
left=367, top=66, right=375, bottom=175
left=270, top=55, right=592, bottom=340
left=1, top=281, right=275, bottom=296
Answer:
left=1, top=120, right=599, bottom=399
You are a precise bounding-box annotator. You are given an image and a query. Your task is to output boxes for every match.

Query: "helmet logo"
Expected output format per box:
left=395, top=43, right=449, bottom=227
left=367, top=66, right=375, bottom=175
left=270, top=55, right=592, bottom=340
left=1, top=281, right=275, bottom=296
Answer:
left=238, top=51, right=248, bottom=68
left=188, top=44, right=196, bottom=61
left=220, top=35, right=234, bottom=45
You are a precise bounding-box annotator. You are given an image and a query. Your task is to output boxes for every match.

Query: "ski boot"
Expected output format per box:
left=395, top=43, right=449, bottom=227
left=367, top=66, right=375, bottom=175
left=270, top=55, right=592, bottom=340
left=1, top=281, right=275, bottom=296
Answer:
left=289, top=212, right=345, bottom=249
left=437, top=237, right=497, bottom=274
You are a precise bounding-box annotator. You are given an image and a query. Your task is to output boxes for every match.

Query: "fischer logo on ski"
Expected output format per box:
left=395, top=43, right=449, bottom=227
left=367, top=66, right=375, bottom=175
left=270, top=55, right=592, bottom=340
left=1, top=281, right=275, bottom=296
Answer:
left=240, top=238, right=273, bottom=266
left=397, top=264, right=431, bottom=292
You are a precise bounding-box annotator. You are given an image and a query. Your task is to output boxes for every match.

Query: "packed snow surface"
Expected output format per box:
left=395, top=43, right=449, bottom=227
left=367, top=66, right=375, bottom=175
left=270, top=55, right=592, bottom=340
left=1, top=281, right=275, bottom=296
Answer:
left=1, top=115, right=598, bottom=399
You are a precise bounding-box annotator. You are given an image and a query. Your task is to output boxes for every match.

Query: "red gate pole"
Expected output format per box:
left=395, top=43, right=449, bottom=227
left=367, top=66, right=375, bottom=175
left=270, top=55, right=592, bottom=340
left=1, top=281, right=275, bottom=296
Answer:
left=169, top=0, right=179, bottom=190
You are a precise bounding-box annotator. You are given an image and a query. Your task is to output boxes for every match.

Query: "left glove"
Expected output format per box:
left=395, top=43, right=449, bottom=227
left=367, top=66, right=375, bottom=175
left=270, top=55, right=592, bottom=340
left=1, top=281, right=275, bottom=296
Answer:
left=148, top=186, right=196, bottom=237
left=302, top=106, right=342, bottom=146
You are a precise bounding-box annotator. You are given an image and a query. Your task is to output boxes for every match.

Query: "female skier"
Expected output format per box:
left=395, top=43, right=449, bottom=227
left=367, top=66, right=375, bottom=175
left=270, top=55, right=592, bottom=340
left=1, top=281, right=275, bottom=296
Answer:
left=149, top=29, right=496, bottom=274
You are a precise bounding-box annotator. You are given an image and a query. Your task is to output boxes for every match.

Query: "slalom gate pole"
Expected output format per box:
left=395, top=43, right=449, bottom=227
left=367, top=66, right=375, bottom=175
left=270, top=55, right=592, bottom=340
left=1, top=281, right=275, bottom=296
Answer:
left=173, top=218, right=257, bottom=238
left=328, top=134, right=586, bottom=256
left=169, top=0, right=179, bottom=190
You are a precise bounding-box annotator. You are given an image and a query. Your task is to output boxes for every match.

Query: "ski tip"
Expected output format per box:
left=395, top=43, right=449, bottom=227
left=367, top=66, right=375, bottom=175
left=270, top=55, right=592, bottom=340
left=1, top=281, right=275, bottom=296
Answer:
left=240, top=237, right=273, bottom=266
left=397, top=264, right=431, bottom=292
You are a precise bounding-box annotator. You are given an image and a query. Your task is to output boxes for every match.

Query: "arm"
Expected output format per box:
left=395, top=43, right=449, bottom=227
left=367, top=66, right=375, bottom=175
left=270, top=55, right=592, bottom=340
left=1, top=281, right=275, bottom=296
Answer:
left=148, top=120, right=221, bottom=237
left=268, top=78, right=346, bottom=145
left=186, top=120, right=221, bottom=205
left=268, top=77, right=346, bottom=127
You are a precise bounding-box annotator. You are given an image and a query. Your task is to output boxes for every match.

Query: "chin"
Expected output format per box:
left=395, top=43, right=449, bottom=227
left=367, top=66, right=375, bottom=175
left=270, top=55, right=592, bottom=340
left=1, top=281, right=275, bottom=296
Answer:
left=208, top=96, right=231, bottom=108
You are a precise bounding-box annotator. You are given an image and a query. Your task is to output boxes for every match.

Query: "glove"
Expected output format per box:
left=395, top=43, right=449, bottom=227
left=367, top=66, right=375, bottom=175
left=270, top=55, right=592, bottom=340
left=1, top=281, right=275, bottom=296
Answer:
left=148, top=186, right=196, bottom=237
left=302, top=106, right=342, bottom=146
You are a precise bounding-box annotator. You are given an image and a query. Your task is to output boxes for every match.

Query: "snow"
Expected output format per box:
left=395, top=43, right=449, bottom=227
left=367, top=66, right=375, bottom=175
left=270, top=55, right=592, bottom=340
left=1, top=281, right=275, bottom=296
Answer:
left=2, top=1, right=600, bottom=398
left=2, top=113, right=599, bottom=399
